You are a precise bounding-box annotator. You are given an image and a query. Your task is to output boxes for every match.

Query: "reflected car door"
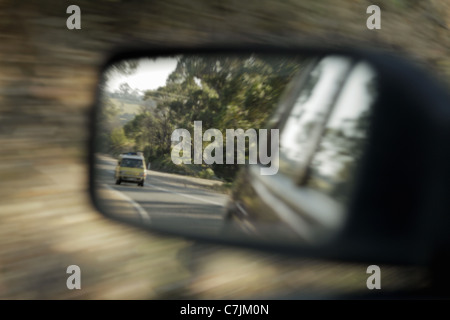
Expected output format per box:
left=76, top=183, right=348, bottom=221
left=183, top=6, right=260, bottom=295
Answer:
left=227, top=56, right=356, bottom=241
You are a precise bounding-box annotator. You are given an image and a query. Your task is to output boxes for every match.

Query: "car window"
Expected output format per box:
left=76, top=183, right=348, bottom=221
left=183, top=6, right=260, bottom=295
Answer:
left=303, top=61, right=377, bottom=205
left=278, top=56, right=352, bottom=179
left=121, top=158, right=144, bottom=168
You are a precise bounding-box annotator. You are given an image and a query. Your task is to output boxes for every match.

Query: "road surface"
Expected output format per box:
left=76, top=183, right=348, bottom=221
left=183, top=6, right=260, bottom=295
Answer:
left=94, top=154, right=229, bottom=236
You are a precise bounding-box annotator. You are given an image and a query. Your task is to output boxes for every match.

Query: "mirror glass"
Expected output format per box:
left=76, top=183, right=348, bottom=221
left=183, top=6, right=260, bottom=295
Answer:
left=92, top=53, right=378, bottom=246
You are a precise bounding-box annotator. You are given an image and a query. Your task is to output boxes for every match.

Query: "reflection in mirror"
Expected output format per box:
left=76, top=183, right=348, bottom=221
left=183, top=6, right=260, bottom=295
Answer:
left=93, top=53, right=378, bottom=246
left=304, top=62, right=376, bottom=205
left=279, top=56, right=353, bottom=178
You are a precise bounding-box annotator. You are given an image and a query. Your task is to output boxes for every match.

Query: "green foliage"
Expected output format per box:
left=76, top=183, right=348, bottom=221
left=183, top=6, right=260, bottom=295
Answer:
left=110, top=127, right=132, bottom=156
left=96, top=97, right=121, bottom=153
left=118, top=54, right=303, bottom=181
left=198, top=168, right=215, bottom=179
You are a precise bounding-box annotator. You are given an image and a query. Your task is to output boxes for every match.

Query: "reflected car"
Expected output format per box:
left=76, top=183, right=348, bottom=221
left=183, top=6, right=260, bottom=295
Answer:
left=114, top=152, right=147, bottom=186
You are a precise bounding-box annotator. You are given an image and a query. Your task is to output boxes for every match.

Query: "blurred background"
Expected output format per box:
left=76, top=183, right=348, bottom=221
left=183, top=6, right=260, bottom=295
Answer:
left=0, top=0, right=449, bottom=299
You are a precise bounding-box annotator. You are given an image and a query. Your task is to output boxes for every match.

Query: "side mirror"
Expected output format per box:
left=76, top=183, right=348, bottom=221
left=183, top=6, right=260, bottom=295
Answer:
left=89, top=46, right=450, bottom=267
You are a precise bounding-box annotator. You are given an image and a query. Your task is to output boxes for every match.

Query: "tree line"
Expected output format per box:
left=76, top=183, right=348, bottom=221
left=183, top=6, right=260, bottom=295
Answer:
left=98, top=54, right=304, bottom=181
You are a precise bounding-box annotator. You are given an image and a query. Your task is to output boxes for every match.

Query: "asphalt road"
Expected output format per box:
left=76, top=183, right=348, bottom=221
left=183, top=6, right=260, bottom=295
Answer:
left=94, top=155, right=229, bottom=236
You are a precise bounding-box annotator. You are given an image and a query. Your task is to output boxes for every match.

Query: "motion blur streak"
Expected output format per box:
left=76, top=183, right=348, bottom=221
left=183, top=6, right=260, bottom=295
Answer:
left=0, top=0, right=447, bottom=298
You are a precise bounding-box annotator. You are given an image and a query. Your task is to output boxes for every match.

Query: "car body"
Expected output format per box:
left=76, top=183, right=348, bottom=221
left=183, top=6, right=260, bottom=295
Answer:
left=114, top=153, right=147, bottom=186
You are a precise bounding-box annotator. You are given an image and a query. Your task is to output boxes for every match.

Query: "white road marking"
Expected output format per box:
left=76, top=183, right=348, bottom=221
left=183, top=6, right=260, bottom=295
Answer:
left=103, top=184, right=151, bottom=223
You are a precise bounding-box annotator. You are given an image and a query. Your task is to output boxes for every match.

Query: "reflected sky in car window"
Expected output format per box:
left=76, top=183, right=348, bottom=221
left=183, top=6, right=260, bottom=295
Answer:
left=279, top=56, right=352, bottom=177
left=305, top=61, right=377, bottom=205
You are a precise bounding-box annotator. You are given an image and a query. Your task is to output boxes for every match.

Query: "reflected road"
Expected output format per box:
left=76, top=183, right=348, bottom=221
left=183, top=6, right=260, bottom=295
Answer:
left=95, top=155, right=229, bottom=236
